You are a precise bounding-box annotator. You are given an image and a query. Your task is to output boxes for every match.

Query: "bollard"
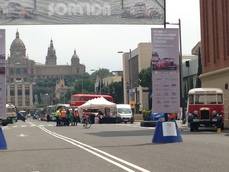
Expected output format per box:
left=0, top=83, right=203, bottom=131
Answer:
left=152, top=121, right=183, bottom=144
left=0, top=127, right=7, bottom=150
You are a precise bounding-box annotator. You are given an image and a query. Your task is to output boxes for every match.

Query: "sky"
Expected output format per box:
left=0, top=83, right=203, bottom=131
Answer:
left=1, top=0, right=200, bottom=73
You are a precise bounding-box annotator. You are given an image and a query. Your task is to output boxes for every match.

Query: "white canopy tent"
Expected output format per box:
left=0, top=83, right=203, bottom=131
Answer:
left=79, top=97, right=116, bottom=109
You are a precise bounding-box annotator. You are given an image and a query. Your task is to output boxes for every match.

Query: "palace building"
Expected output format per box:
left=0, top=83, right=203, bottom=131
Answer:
left=6, top=31, right=86, bottom=110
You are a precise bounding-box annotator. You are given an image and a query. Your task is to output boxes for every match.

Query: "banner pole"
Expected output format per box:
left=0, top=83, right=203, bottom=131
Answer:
left=164, top=0, right=166, bottom=28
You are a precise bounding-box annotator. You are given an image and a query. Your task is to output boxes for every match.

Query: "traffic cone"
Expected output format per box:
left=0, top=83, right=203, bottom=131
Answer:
left=152, top=121, right=183, bottom=144
left=0, top=127, right=7, bottom=150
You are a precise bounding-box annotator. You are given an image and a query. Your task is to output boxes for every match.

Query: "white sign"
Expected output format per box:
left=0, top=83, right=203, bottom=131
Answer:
left=0, top=0, right=165, bottom=25
left=0, top=30, right=6, bottom=119
left=151, top=28, right=180, bottom=113
left=162, top=122, right=177, bottom=137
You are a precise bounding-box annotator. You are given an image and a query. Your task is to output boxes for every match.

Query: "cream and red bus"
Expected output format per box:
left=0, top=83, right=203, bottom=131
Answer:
left=187, top=88, right=224, bottom=131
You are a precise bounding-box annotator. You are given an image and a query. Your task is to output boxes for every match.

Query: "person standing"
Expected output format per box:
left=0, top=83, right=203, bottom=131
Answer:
left=55, top=108, right=61, bottom=126
left=60, top=108, right=67, bottom=126
left=66, top=109, right=73, bottom=126
left=73, top=108, right=79, bottom=126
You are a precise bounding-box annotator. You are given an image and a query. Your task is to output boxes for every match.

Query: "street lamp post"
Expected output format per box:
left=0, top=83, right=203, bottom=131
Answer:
left=118, top=50, right=132, bottom=104
left=166, top=19, right=185, bottom=122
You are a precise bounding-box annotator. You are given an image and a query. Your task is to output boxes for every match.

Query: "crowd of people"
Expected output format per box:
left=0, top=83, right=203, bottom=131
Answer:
left=53, top=107, right=81, bottom=126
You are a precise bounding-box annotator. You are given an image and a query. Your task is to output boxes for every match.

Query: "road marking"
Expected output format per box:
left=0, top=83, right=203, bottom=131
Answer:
left=116, top=124, right=154, bottom=130
left=21, top=125, right=27, bottom=128
left=38, top=125, right=150, bottom=172
left=12, top=125, right=18, bottom=128
left=18, top=133, right=27, bottom=137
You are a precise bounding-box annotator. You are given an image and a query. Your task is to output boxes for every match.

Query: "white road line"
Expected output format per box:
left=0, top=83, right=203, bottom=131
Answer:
left=38, top=125, right=150, bottom=172
left=116, top=124, right=154, bottom=130
left=39, top=126, right=135, bottom=172
left=12, top=125, right=18, bottom=128
left=21, top=125, right=27, bottom=128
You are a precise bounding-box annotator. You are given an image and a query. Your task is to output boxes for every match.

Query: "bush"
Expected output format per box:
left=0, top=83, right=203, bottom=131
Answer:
left=142, top=110, right=151, bottom=121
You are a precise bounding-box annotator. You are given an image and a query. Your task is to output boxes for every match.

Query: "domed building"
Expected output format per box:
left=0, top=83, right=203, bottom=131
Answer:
left=6, top=31, right=86, bottom=110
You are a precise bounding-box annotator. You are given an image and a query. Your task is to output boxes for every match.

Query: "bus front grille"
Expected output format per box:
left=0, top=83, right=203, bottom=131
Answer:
left=200, top=110, right=210, bottom=119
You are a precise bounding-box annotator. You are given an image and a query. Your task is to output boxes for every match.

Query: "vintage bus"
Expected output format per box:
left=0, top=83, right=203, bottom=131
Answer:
left=70, top=94, right=113, bottom=107
left=187, top=88, right=224, bottom=131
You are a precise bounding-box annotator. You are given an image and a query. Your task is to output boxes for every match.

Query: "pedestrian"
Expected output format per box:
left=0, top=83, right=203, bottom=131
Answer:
left=73, top=108, right=79, bottom=126
left=55, top=108, right=61, bottom=126
left=60, top=108, right=67, bottom=126
left=66, top=109, right=73, bottom=126
left=98, top=111, right=103, bottom=123
left=47, top=113, right=50, bottom=122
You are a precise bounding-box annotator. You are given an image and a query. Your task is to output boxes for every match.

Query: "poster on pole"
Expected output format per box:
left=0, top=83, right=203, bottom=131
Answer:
left=0, top=0, right=164, bottom=25
left=0, top=29, right=6, bottom=119
left=151, top=28, right=180, bottom=113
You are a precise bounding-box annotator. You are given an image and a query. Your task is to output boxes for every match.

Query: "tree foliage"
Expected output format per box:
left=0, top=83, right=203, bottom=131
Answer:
left=138, top=67, right=152, bottom=90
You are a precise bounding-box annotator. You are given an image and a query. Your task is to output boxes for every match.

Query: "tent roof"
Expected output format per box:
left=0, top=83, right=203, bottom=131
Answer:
left=79, top=97, right=116, bottom=109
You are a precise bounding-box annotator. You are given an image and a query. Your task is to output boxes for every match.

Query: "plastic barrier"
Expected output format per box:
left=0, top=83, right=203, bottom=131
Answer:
left=0, top=127, right=7, bottom=150
left=152, top=121, right=183, bottom=144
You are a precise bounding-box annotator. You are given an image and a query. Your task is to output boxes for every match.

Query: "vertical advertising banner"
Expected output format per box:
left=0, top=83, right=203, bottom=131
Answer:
left=0, top=30, right=6, bottom=119
left=151, top=28, right=180, bottom=113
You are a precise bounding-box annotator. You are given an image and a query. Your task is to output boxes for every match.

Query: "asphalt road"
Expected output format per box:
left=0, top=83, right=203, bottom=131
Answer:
left=1, top=119, right=229, bottom=172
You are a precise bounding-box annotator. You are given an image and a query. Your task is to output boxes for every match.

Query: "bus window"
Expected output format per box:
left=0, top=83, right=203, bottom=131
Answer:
left=206, top=95, right=217, bottom=104
left=217, top=94, right=223, bottom=104
left=188, top=95, right=194, bottom=104
left=195, top=95, right=205, bottom=104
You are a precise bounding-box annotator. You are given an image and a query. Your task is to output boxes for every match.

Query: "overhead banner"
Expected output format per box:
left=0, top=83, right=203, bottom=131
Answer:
left=0, top=0, right=164, bottom=25
left=151, top=28, right=180, bottom=113
left=0, top=29, right=6, bottom=119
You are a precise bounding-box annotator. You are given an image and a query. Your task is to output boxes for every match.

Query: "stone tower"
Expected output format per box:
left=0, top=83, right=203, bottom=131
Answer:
left=71, top=49, right=80, bottom=66
left=45, top=39, right=57, bottom=65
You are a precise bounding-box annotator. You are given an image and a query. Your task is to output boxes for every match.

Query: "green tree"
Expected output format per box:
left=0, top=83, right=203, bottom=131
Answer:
left=90, top=68, right=112, bottom=80
left=101, top=81, right=123, bottom=104
left=138, top=67, right=152, bottom=89
left=138, top=67, right=152, bottom=109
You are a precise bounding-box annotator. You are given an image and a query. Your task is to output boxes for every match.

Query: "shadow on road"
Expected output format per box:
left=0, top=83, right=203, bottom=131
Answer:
left=96, top=143, right=153, bottom=148
left=87, top=130, right=153, bottom=137
left=1, top=147, right=77, bottom=153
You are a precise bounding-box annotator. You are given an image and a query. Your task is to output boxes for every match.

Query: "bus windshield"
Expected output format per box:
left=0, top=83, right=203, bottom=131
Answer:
left=190, top=94, right=223, bottom=104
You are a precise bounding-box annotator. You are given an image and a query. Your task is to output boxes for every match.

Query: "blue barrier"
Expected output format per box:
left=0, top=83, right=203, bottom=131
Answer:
left=0, top=127, right=7, bottom=150
left=152, top=121, right=183, bottom=144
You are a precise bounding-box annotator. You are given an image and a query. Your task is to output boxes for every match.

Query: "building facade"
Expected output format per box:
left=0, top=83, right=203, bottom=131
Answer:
left=6, top=31, right=86, bottom=110
left=122, top=43, right=152, bottom=111
left=199, top=0, right=229, bottom=126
